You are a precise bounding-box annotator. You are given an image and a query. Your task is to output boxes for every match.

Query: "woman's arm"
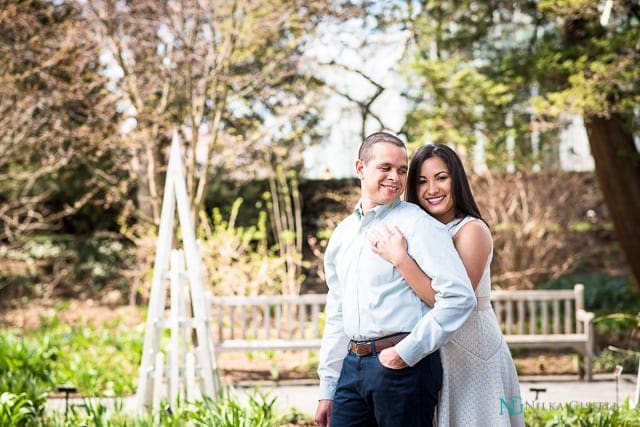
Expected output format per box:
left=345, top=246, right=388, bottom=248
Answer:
left=451, top=220, right=492, bottom=289
left=369, top=224, right=436, bottom=306
left=369, top=220, right=493, bottom=306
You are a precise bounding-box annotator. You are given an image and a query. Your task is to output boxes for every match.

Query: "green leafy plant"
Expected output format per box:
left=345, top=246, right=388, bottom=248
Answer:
left=199, top=198, right=298, bottom=296
left=0, top=234, right=135, bottom=302
left=0, top=392, right=39, bottom=427
left=0, top=313, right=143, bottom=399
left=186, top=390, right=278, bottom=427
left=42, top=389, right=287, bottom=426
left=594, top=311, right=640, bottom=375
left=524, top=399, right=640, bottom=426
left=0, top=335, right=56, bottom=416
left=541, top=274, right=640, bottom=315
left=33, top=316, right=143, bottom=396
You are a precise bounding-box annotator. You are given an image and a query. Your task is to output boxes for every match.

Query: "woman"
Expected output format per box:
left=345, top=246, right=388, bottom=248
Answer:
left=368, top=143, right=524, bottom=426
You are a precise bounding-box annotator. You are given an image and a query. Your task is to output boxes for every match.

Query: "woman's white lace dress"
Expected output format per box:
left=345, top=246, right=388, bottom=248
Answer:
left=436, top=217, right=524, bottom=427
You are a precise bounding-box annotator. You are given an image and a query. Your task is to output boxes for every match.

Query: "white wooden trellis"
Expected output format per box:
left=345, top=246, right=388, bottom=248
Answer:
left=135, top=131, right=220, bottom=409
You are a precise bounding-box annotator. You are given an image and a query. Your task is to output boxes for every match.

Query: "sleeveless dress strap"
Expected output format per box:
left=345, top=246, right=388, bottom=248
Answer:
left=446, top=216, right=478, bottom=237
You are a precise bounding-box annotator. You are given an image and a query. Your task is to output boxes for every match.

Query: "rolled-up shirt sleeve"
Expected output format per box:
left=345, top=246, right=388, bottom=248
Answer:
left=394, top=215, right=476, bottom=366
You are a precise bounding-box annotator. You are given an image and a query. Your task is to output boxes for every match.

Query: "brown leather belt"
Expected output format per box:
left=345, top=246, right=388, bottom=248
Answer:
left=348, top=333, right=409, bottom=357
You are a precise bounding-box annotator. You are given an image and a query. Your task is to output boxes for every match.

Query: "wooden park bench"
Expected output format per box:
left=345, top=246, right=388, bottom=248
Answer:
left=492, top=284, right=595, bottom=381
left=208, top=284, right=595, bottom=380
left=209, top=293, right=326, bottom=353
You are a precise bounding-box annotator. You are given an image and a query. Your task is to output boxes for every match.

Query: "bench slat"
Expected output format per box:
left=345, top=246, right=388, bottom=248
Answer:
left=530, top=300, right=536, bottom=334
left=505, top=300, right=513, bottom=335
left=541, top=300, right=549, bottom=335
left=505, top=333, right=588, bottom=342
left=517, top=300, right=524, bottom=334
left=216, top=339, right=323, bottom=353
left=563, top=299, right=569, bottom=333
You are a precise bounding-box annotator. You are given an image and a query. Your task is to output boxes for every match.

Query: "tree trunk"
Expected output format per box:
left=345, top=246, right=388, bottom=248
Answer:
left=584, top=114, right=640, bottom=290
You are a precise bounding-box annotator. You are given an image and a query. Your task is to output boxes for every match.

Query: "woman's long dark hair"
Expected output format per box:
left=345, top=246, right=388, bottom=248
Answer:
left=406, top=144, right=485, bottom=223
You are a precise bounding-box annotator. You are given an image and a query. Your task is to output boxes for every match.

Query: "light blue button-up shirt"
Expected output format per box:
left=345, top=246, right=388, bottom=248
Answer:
left=317, top=198, right=476, bottom=400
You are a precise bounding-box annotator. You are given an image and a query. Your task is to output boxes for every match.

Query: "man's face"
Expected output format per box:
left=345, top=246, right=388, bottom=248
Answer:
left=355, top=142, right=408, bottom=212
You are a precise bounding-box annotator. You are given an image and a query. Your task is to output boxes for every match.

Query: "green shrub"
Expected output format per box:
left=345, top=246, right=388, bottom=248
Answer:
left=0, top=233, right=135, bottom=301
left=188, top=389, right=278, bottom=427
left=41, top=388, right=302, bottom=426
left=0, top=335, right=56, bottom=416
left=0, top=313, right=143, bottom=399
left=594, top=348, right=639, bottom=375
left=524, top=399, right=640, bottom=426
left=0, top=392, right=39, bottom=427
left=35, top=315, right=143, bottom=396
left=199, top=199, right=303, bottom=296
left=540, top=274, right=640, bottom=315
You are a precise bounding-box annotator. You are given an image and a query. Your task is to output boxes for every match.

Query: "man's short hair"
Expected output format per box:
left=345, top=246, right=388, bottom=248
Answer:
left=358, top=132, right=406, bottom=164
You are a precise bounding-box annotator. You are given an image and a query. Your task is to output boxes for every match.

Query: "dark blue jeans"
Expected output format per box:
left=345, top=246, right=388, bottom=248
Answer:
left=331, top=349, right=442, bottom=426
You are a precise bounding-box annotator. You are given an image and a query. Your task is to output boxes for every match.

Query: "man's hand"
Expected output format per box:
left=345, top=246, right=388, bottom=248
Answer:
left=315, top=399, right=333, bottom=427
left=378, top=346, right=409, bottom=369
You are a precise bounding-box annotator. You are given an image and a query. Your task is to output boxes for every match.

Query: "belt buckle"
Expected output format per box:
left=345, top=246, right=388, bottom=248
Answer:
left=356, top=343, right=368, bottom=356
left=352, top=341, right=372, bottom=356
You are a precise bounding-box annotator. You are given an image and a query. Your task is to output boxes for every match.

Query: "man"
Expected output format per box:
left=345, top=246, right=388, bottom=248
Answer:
left=314, top=132, right=476, bottom=426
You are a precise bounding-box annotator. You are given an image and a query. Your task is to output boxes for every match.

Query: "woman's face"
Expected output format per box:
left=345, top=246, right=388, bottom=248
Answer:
left=416, top=156, right=456, bottom=223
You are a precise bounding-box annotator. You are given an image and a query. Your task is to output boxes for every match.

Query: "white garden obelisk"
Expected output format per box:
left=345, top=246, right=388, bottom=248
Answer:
left=135, top=131, right=220, bottom=408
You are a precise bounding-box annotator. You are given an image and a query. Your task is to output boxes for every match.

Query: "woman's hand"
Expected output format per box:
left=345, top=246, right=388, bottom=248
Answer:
left=370, top=224, right=436, bottom=306
left=368, top=224, right=408, bottom=266
left=369, top=224, right=437, bottom=306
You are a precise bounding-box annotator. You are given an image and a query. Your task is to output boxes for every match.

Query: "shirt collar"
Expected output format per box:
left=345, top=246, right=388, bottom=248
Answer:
left=354, top=198, right=401, bottom=219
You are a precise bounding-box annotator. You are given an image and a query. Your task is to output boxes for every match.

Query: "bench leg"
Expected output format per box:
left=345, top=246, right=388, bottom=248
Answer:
left=585, top=353, right=593, bottom=382
left=586, top=322, right=595, bottom=382
left=577, top=351, right=593, bottom=382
